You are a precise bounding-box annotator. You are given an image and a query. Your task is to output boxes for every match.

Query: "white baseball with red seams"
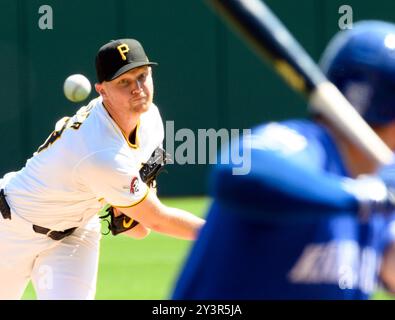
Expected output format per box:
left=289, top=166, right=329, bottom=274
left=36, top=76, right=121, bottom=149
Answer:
left=63, top=74, right=92, bottom=102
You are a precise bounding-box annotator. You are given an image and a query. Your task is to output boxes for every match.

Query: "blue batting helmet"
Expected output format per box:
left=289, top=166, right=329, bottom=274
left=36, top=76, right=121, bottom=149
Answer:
left=320, top=20, right=395, bottom=125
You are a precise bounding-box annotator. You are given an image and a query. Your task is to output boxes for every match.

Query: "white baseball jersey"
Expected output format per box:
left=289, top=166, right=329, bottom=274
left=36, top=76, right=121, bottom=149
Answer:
left=3, top=96, right=164, bottom=231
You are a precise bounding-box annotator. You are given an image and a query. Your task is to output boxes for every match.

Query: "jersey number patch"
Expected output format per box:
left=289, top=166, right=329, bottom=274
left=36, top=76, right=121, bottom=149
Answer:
left=36, top=105, right=92, bottom=154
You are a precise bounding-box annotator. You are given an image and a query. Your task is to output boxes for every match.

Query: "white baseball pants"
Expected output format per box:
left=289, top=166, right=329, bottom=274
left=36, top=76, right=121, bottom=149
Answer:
left=0, top=211, right=101, bottom=300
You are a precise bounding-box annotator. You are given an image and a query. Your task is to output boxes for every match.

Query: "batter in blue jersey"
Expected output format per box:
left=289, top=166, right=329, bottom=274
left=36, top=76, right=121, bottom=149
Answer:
left=173, top=21, right=395, bottom=299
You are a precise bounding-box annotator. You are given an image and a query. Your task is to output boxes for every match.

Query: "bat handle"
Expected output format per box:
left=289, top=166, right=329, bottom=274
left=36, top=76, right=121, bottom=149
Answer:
left=310, top=82, right=394, bottom=166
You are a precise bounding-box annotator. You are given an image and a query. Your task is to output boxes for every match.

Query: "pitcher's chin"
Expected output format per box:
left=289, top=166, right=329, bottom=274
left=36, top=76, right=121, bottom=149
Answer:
left=131, top=101, right=150, bottom=114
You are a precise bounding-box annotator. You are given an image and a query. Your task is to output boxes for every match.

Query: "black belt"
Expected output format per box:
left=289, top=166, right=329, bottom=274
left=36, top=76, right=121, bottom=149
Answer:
left=32, top=225, right=77, bottom=241
left=0, top=189, right=76, bottom=241
left=0, top=189, right=11, bottom=220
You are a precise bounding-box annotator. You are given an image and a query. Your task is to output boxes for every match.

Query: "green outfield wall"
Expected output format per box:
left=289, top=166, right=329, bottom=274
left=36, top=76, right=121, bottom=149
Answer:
left=1, top=0, right=394, bottom=195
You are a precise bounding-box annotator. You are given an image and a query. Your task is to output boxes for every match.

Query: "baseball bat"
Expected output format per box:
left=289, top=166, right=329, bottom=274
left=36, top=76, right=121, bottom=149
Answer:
left=207, top=0, right=394, bottom=166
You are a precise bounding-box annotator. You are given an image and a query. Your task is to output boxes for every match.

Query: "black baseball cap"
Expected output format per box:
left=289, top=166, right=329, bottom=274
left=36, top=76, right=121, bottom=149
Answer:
left=95, top=38, right=158, bottom=83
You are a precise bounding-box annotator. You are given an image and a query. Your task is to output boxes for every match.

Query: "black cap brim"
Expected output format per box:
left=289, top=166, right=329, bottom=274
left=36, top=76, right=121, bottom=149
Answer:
left=108, top=61, right=158, bottom=81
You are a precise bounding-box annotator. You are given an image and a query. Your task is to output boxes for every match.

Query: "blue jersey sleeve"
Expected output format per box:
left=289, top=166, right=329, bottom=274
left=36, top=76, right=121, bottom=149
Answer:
left=173, top=121, right=389, bottom=300
left=211, top=131, right=360, bottom=221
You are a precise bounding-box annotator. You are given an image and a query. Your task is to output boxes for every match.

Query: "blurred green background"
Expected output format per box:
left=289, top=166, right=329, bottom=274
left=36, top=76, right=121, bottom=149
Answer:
left=1, top=0, right=395, bottom=300
left=2, top=0, right=395, bottom=195
left=21, top=197, right=395, bottom=300
left=22, top=197, right=210, bottom=299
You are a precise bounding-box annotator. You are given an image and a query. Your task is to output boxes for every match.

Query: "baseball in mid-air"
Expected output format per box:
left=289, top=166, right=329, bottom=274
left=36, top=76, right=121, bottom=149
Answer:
left=63, top=74, right=92, bottom=102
